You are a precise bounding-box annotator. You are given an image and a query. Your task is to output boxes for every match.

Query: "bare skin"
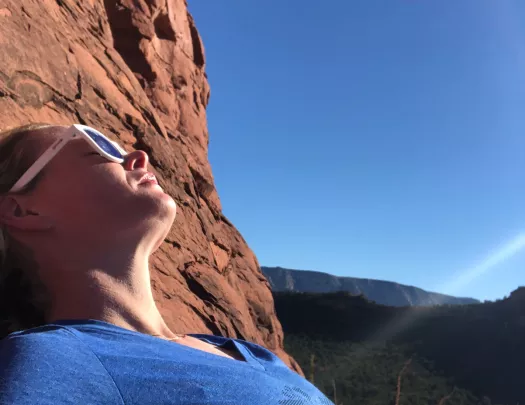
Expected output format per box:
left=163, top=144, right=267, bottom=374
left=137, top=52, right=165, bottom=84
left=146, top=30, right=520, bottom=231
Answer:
left=0, top=125, right=243, bottom=361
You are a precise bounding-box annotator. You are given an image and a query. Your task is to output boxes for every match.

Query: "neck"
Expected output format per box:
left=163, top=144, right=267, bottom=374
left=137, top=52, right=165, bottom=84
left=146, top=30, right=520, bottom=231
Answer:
left=44, top=248, right=179, bottom=339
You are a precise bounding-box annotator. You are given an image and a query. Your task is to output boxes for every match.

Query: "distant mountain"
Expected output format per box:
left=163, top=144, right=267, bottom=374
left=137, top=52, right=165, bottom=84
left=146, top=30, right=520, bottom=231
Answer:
left=262, top=266, right=479, bottom=306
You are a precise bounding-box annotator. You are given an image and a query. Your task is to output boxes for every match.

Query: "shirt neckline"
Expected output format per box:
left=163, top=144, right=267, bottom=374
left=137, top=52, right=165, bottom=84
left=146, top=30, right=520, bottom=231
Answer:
left=50, top=318, right=265, bottom=369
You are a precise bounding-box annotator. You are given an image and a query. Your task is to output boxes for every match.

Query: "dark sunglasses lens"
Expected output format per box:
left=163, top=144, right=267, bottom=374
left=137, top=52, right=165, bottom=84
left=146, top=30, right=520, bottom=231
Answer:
left=83, top=128, right=123, bottom=159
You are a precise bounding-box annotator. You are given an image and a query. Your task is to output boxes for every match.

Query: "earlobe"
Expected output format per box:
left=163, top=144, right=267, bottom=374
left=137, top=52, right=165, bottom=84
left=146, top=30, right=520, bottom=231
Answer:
left=0, top=196, right=21, bottom=224
left=0, top=196, right=54, bottom=231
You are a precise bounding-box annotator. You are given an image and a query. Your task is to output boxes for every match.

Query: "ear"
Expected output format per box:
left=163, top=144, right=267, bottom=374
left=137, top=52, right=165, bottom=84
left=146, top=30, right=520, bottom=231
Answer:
left=0, top=196, right=55, bottom=232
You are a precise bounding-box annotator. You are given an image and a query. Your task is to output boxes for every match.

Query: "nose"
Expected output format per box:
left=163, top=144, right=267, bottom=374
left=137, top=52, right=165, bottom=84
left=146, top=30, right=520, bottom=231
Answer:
left=122, top=150, right=149, bottom=171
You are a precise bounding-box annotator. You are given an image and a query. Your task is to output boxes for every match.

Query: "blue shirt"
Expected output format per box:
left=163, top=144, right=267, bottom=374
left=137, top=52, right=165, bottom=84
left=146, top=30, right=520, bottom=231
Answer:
left=0, top=319, right=334, bottom=404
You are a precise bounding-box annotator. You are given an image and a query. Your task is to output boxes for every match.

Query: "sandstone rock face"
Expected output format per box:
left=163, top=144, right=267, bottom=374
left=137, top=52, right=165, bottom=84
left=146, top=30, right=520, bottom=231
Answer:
left=0, top=0, right=300, bottom=373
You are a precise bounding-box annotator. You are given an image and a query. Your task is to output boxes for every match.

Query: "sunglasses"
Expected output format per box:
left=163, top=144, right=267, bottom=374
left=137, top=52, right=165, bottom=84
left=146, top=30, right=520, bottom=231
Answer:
left=10, top=124, right=128, bottom=193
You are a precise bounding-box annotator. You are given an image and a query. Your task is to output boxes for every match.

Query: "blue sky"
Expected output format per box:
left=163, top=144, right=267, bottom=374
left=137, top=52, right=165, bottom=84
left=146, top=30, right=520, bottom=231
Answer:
left=188, top=1, right=525, bottom=301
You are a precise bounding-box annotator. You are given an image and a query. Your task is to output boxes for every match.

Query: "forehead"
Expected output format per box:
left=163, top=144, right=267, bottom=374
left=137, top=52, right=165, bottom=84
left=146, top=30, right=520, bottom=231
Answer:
left=26, top=126, right=94, bottom=159
left=18, top=127, right=98, bottom=185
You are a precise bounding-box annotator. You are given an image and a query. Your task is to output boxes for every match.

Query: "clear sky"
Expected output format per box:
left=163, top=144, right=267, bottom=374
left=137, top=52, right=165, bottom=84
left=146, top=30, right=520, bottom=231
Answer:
left=188, top=1, right=525, bottom=301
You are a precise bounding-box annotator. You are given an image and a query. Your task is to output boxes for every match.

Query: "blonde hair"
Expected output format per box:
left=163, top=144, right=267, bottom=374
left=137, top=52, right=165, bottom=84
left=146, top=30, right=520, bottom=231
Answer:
left=0, top=123, right=54, bottom=338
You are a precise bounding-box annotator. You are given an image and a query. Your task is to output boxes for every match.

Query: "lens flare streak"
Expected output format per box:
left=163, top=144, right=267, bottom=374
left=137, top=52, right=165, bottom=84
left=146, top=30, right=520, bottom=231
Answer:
left=443, top=233, right=525, bottom=296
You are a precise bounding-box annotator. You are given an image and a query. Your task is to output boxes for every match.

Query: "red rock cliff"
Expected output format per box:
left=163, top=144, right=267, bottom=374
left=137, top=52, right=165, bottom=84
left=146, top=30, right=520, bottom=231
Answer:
left=0, top=0, right=301, bottom=373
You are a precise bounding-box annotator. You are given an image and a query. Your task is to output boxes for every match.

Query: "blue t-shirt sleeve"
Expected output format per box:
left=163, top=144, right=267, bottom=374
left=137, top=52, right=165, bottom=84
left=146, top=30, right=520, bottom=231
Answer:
left=0, top=327, right=124, bottom=405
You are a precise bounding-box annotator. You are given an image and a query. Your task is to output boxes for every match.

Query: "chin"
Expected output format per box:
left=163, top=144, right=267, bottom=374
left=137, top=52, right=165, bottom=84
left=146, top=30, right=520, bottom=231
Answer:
left=160, top=194, right=177, bottom=221
left=120, top=187, right=177, bottom=245
left=137, top=184, right=177, bottom=215
left=152, top=198, right=177, bottom=247
left=130, top=202, right=176, bottom=256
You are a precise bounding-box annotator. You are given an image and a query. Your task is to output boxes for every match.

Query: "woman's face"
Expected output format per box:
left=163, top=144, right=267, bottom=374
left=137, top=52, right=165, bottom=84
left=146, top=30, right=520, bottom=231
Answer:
left=21, top=126, right=177, bottom=253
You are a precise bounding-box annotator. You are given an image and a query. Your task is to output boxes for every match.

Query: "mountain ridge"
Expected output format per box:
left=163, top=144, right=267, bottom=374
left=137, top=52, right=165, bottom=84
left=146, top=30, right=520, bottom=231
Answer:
left=262, top=266, right=479, bottom=306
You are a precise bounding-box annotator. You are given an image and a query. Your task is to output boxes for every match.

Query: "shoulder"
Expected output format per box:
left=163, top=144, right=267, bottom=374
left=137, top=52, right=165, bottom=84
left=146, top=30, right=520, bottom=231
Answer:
left=0, top=325, right=124, bottom=405
left=189, top=333, right=289, bottom=367
left=0, top=324, right=97, bottom=365
left=234, top=338, right=289, bottom=366
left=2, top=323, right=76, bottom=348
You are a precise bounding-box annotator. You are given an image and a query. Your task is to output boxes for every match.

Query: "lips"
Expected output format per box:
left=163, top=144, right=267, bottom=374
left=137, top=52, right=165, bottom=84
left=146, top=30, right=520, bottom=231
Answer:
left=138, top=172, right=158, bottom=186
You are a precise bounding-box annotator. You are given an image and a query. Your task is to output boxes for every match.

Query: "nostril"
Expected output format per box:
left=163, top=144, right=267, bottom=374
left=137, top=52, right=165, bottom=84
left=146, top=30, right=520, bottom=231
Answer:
left=124, top=150, right=149, bottom=171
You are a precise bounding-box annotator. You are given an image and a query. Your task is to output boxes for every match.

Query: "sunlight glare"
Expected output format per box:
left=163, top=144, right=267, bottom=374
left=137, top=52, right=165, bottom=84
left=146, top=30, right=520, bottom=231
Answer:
left=442, top=233, right=525, bottom=296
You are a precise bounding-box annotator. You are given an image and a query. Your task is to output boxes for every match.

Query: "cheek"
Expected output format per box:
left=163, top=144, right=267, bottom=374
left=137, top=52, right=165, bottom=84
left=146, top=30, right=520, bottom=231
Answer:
left=41, top=168, right=132, bottom=220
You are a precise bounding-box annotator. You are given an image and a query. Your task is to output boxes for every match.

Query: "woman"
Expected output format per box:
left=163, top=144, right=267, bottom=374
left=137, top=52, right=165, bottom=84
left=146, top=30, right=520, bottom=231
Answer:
left=0, top=123, right=334, bottom=405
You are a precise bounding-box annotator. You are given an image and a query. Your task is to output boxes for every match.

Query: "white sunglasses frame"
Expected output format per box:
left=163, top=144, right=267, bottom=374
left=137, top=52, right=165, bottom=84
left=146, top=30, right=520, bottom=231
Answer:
left=9, top=124, right=127, bottom=193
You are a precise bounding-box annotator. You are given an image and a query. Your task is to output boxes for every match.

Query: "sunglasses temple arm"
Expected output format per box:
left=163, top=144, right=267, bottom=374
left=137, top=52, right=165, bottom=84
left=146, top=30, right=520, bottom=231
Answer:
left=10, top=136, right=71, bottom=192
